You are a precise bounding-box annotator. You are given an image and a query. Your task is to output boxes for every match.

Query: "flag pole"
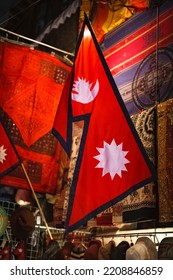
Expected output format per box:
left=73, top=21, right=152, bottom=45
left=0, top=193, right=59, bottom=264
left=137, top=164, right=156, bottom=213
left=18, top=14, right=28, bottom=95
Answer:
left=21, top=162, right=53, bottom=240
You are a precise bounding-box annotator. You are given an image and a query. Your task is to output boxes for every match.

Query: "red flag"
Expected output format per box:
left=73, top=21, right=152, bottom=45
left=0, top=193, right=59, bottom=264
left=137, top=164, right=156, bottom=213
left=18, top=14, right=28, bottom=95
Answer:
left=0, top=120, right=20, bottom=178
left=53, top=15, right=155, bottom=233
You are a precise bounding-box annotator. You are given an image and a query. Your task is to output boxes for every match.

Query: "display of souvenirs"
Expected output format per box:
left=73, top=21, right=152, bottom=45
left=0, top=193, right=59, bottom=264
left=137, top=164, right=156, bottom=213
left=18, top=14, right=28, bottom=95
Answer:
left=122, top=107, right=157, bottom=223
left=157, top=98, right=173, bottom=223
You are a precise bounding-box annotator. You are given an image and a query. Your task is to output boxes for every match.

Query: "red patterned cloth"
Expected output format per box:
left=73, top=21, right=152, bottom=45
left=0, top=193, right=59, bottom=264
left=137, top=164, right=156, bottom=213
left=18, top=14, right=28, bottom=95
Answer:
left=0, top=41, right=71, bottom=147
left=0, top=110, right=61, bottom=194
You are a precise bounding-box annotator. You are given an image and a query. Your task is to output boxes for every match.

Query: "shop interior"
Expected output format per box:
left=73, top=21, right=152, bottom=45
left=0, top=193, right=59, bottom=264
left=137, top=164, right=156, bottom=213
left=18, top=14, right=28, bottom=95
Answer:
left=0, top=0, right=173, bottom=260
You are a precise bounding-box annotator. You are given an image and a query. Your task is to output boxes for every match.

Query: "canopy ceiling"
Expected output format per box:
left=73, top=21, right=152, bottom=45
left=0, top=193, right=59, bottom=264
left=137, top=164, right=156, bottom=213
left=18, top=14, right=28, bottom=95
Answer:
left=0, top=0, right=167, bottom=58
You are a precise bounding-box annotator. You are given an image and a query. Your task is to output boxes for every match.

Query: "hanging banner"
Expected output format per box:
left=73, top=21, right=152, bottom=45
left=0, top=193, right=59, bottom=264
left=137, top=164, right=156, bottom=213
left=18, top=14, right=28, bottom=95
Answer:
left=53, top=14, right=155, bottom=234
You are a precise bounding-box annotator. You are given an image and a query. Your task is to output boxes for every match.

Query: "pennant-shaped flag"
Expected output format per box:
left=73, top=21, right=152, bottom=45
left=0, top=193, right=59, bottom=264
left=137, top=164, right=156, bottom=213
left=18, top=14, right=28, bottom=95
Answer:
left=53, top=15, right=155, bottom=234
left=0, top=119, right=21, bottom=178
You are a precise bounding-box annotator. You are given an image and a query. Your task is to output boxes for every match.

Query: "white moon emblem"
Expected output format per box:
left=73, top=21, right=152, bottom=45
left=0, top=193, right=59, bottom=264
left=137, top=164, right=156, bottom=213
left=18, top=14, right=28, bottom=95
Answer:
left=71, top=77, right=99, bottom=104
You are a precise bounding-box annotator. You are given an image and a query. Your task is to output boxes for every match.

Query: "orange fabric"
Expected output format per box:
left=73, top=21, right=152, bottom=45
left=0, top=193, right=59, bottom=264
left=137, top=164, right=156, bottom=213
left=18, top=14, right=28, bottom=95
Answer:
left=92, top=3, right=109, bottom=44
left=80, top=0, right=149, bottom=43
left=91, top=1, right=134, bottom=43
left=0, top=41, right=71, bottom=147
left=130, top=0, right=149, bottom=10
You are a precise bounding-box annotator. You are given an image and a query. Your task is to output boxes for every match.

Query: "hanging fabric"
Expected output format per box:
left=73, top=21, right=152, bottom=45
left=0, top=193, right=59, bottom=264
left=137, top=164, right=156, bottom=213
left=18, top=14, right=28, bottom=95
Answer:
left=90, top=0, right=149, bottom=43
left=0, top=40, right=71, bottom=147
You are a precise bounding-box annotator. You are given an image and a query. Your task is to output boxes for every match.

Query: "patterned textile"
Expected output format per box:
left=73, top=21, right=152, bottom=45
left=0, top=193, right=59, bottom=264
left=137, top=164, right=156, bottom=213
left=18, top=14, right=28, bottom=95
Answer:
left=53, top=148, right=70, bottom=227
left=102, top=1, right=173, bottom=116
left=0, top=41, right=71, bottom=146
left=157, top=98, right=173, bottom=223
left=53, top=121, right=83, bottom=226
left=62, top=122, right=84, bottom=225
left=0, top=110, right=61, bottom=194
left=122, top=107, right=156, bottom=222
left=112, top=201, right=124, bottom=224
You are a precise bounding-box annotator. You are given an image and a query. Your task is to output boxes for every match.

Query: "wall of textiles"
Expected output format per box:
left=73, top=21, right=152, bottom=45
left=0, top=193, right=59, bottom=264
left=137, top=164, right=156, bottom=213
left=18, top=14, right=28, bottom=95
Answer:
left=113, top=99, right=173, bottom=225
left=101, top=0, right=173, bottom=116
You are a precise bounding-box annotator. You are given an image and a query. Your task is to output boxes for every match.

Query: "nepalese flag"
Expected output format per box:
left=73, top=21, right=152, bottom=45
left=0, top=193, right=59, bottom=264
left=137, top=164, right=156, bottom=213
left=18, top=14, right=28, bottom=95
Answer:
left=0, top=120, right=21, bottom=178
left=52, top=14, right=156, bottom=234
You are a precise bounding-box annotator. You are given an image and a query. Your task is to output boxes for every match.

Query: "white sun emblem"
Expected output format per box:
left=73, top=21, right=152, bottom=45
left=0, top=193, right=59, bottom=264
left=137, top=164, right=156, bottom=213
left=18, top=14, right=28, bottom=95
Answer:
left=93, top=139, right=130, bottom=180
left=0, top=145, right=7, bottom=163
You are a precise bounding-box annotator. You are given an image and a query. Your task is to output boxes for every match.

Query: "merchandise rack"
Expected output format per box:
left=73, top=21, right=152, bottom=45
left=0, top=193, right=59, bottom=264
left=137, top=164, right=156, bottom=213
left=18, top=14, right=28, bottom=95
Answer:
left=0, top=199, right=41, bottom=259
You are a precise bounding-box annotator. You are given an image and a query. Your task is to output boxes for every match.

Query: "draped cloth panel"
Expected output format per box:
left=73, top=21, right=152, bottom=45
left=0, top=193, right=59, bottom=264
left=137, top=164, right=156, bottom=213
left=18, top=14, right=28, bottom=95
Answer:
left=91, top=0, right=135, bottom=43
left=0, top=110, right=61, bottom=194
left=0, top=41, right=71, bottom=147
left=157, top=98, right=173, bottom=223
left=122, top=107, right=156, bottom=222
